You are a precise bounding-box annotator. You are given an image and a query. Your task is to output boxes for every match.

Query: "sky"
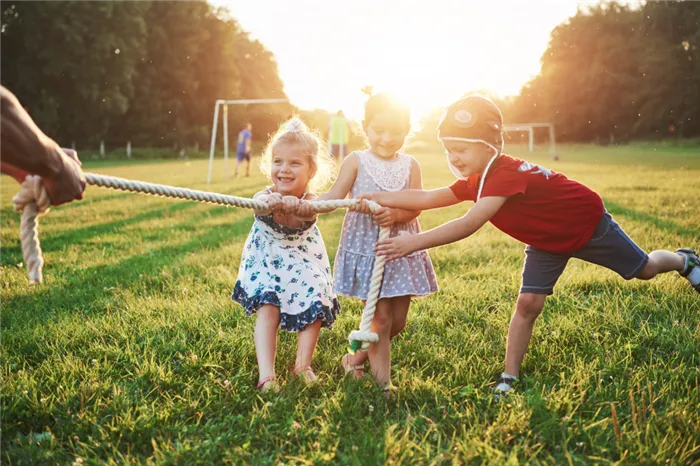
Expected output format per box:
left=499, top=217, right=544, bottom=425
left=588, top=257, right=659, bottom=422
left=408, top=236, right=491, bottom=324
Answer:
left=209, top=0, right=599, bottom=119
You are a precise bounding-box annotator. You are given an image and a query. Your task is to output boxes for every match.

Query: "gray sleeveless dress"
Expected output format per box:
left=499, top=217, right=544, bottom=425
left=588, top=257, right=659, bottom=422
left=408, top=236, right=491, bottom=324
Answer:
left=333, top=150, right=439, bottom=299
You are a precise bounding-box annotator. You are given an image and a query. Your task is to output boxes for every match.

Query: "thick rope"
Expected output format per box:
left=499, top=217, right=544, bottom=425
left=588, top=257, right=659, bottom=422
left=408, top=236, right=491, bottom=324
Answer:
left=347, top=225, right=390, bottom=353
left=12, top=175, right=51, bottom=284
left=13, top=172, right=385, bottom=351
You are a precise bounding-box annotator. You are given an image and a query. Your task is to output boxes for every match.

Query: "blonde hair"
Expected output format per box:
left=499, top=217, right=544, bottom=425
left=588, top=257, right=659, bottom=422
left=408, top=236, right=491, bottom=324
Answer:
left=259, top=117, right=336, bottom=192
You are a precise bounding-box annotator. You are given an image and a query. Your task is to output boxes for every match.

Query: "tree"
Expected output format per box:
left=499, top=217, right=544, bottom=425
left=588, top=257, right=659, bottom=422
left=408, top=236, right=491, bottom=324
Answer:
left=634, top=1, right=700, bottom=138
left=1, top=1, right=293, bottom=151
left=1, top=1, right=149, bottom=146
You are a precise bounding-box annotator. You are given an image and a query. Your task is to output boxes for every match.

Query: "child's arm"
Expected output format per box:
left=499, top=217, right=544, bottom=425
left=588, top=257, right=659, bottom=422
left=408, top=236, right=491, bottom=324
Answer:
left=374, top=196, right=508, bottom=260
left=360, top=186, right=461, bottom=212
left=373, top=158, right=423, bottom=226
left=313, top=153, right=360, bottom=213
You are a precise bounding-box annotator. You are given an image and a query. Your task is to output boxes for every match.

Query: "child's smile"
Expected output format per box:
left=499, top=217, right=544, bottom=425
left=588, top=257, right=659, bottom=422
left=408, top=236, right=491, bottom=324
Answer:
left=271, top=145, right=314, bottom=196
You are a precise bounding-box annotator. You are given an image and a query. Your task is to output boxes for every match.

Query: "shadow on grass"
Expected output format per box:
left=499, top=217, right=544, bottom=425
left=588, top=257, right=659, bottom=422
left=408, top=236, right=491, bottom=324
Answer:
left=1, top=201, right=202, bottom=264
left=2, top=206, right=254, bottom=340
left=603, top=199, right=699, bottom=238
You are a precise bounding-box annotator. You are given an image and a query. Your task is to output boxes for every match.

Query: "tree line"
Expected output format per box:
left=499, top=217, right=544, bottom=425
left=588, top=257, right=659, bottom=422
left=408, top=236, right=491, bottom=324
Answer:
left=1, top=1, right=293, bottom=152
left=509, top=1, right=700, bottom=143
left=2, top=1, right=698, bottom=152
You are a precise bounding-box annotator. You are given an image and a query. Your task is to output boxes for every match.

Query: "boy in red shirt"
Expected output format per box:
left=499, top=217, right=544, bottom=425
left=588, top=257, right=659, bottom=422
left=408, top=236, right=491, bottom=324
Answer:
left=359, top=95, right=699, bottom=398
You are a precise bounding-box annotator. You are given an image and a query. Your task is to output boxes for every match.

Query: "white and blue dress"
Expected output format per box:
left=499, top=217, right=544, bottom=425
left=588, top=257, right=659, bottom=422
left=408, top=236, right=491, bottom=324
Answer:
left=232, top=209, right=340, bottom=332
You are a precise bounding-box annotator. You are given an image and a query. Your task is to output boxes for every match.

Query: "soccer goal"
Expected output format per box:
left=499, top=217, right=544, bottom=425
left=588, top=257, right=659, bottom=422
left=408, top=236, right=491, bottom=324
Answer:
left=503, top=123, right=556, bottom=157
left=207, top=98, right=288, bottom=184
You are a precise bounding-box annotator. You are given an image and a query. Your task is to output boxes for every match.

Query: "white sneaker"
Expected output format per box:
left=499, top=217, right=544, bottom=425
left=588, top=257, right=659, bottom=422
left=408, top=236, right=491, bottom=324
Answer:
left=676, top=248, right=700, bottom=293
left=493, top=373, right=517, bottom=401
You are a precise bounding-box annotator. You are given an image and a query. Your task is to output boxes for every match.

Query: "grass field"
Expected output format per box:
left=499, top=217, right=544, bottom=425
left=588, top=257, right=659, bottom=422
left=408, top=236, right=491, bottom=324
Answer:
left=2, top=141, right=699, bottom=465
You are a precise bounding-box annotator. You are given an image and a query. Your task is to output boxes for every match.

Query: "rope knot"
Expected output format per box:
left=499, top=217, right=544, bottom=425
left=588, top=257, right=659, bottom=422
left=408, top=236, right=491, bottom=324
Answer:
left=12, top=175, right=49, bottom=284
left=12, top=175, right=51, bottom=213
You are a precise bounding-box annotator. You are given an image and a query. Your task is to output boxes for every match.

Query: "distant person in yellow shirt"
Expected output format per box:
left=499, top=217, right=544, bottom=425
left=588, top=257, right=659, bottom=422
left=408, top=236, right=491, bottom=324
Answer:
left=328, top=110, right=349, bottom=160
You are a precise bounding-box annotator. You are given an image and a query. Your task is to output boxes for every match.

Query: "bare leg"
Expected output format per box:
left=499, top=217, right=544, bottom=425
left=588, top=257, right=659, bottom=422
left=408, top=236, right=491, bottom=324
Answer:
left=343, top=300, right=371, bottom=374
left=636, top=250, right=684, bottom=280
left=348, top=296, right=411, bottom=365
left=254, top=304, right=280, bottom=384
left=504, top=293, right=547, bottom=378
left=389, top=296, right=411, bottom=337
left=295, top=320, right=321, bottom=383
left=344, top=297, right=410, bottom=375
left=367, top=299, right=394, bottom=387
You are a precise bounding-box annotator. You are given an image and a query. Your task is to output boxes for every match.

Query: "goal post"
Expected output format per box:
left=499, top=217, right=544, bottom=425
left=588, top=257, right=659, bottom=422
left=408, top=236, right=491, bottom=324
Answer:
left=503, top=123, right=556, bottom=157
left=207, top=98, right=289, bottom=184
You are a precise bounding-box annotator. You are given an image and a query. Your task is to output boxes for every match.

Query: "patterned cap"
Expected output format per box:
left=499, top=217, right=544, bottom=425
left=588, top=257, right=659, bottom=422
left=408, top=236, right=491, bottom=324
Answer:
left=437, top=96, right=504, bottom=150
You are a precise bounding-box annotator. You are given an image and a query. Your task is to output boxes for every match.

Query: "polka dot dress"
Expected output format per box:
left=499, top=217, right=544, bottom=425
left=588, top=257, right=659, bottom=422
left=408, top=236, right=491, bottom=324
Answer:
left=333, top=150, right=439, bottom=299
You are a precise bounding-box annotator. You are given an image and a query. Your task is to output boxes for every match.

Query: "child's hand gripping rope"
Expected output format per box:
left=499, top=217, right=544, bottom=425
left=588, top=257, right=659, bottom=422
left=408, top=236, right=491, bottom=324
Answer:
left=11, top=173, right=387, bottom=352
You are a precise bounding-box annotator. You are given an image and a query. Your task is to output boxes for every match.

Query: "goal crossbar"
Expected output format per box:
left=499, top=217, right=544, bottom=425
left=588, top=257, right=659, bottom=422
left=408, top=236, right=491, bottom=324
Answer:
left=503, top=122, right=555, bottom=155
left=207, top=98, right=289, bottom=184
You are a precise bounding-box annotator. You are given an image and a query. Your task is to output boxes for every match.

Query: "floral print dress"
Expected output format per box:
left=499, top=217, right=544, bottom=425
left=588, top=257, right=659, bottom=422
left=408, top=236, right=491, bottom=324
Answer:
left=232, top=211, right=340, bottom=332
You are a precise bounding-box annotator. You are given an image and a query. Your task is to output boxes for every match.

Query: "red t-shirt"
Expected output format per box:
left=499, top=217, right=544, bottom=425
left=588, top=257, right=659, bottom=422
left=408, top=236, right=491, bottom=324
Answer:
left=449, top=154, right=604, bottom=254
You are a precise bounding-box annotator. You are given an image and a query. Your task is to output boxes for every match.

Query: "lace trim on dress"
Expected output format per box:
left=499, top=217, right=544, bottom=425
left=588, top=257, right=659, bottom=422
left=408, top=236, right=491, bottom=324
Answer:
left=357, top=151, right=412, bottom=192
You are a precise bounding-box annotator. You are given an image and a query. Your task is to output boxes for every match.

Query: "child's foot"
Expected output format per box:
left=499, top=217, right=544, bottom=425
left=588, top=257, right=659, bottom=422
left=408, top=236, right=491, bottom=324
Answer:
left=341, top=353, right=365, bottom=379
left=257, top=376, right=280, bottom=394
left=676, top=248, right=700, bottom=293
left=294, top=365, right=318, bottom=385
left=493, top=373, right=518, bottom=401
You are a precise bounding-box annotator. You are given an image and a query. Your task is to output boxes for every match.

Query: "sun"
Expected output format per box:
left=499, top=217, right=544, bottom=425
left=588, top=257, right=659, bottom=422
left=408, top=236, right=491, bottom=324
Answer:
left=209, top=0, right=580, bottom=121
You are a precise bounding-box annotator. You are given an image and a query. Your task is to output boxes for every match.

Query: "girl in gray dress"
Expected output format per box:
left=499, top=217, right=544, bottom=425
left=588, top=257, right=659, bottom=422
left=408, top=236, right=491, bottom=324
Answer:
left=313, top=93, right=438, bottom=393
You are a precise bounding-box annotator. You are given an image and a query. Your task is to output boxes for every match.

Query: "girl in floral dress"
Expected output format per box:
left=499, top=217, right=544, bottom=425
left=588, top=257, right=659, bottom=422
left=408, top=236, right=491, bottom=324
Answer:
left=232, top=118, right=338, bottom=393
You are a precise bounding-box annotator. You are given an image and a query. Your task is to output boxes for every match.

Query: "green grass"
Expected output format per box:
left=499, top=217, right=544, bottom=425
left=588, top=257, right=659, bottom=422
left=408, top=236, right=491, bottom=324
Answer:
left=2, top=142, right=699, bottom=465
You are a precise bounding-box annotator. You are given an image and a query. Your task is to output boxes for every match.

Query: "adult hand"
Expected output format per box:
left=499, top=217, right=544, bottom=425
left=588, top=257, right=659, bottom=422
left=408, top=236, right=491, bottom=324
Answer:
left=0, top=86, right=85, bottom=206
left=0, top=161, right=28, bottom=184
left=1, top=147, right=85, bottom=206
left=41, top=147, right=86, bottom=206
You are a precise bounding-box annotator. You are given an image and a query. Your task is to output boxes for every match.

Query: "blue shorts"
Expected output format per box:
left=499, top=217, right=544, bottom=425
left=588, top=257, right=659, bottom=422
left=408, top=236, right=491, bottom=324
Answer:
left=237, top=151, right=250, bottom=162
left=520, top=211, right=649, bottom=295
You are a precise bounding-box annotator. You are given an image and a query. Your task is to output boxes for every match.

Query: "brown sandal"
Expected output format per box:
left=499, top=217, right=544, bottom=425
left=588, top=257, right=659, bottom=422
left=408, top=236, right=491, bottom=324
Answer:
left=294, top=365, right=318, bottom=385
left=256, top=376, right=280, bottom=394
left=341, top=353, right=365, bottom=379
